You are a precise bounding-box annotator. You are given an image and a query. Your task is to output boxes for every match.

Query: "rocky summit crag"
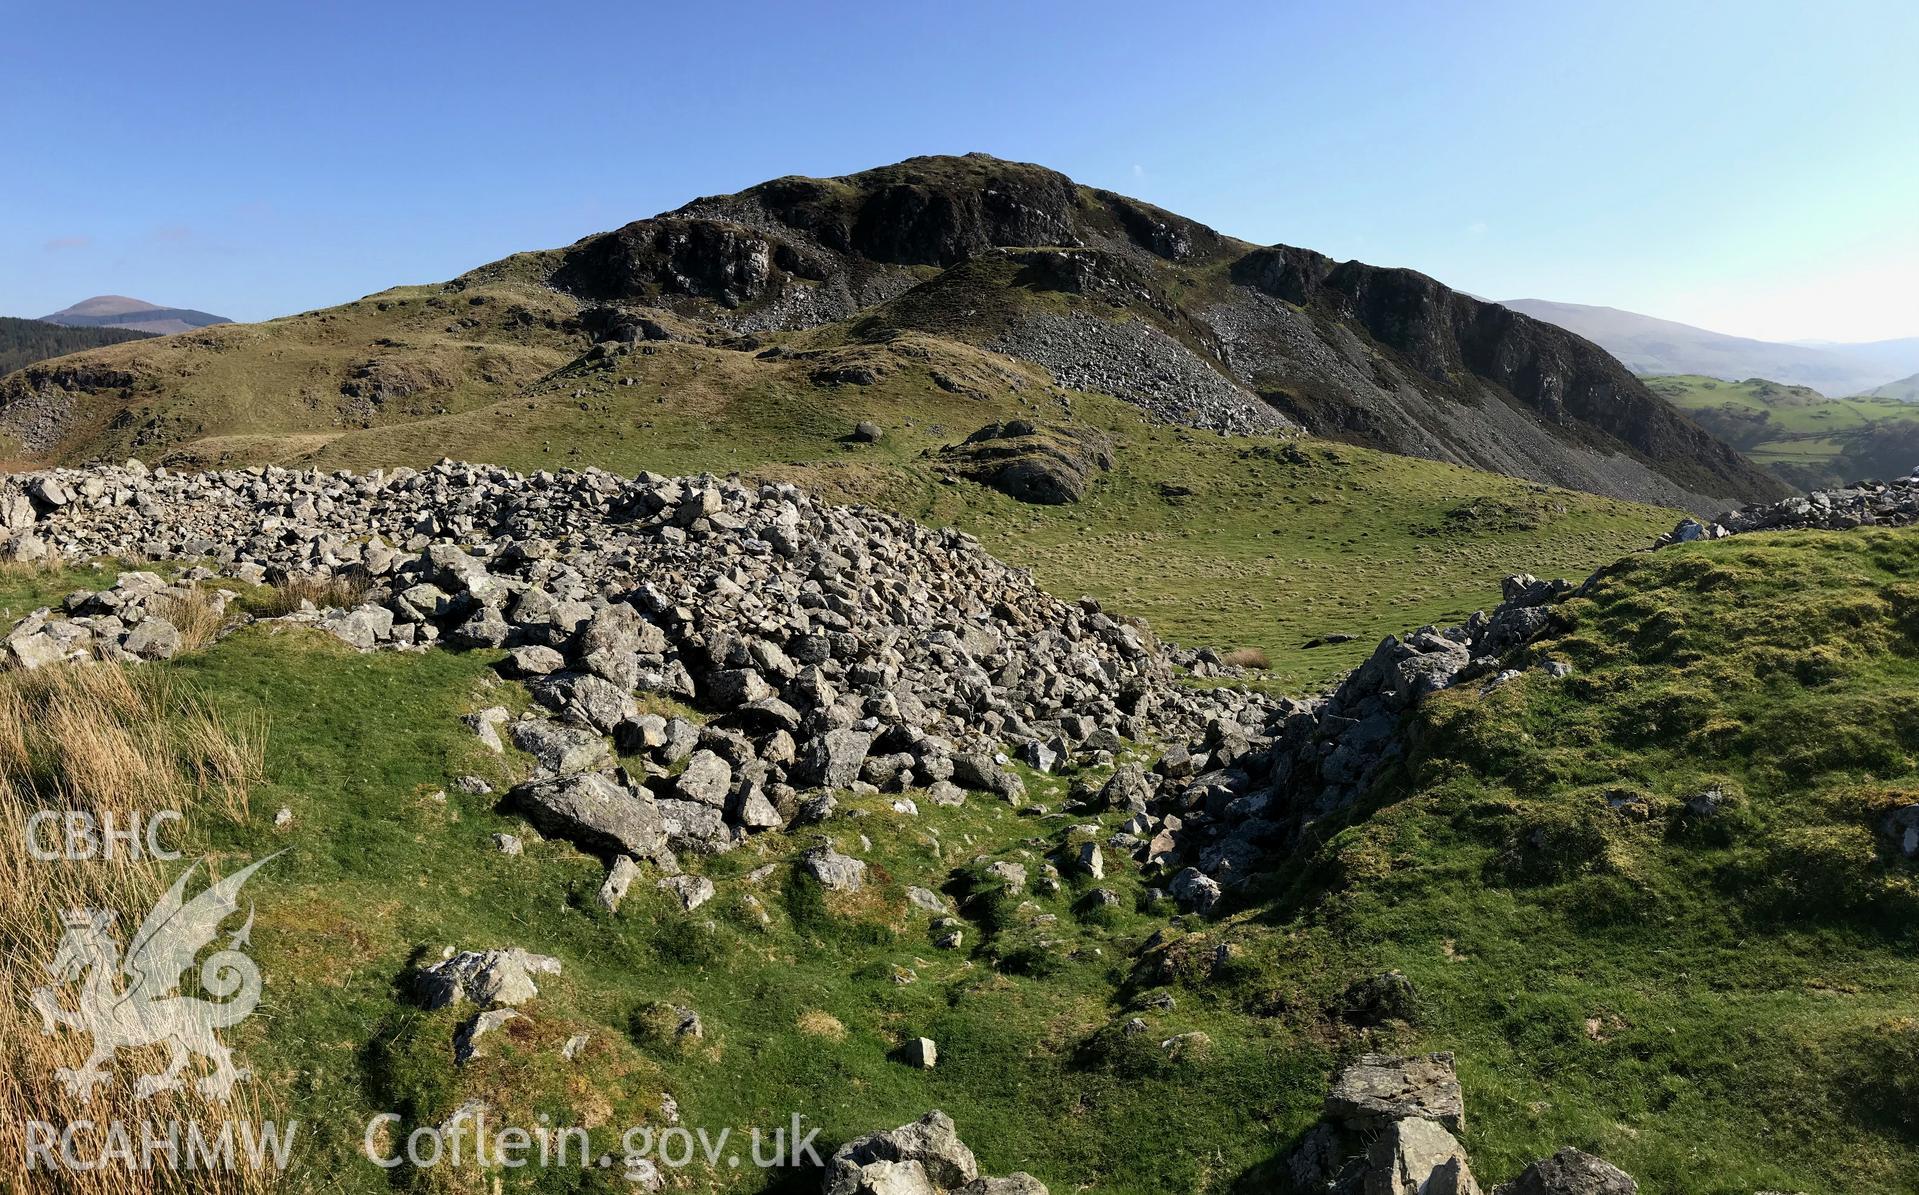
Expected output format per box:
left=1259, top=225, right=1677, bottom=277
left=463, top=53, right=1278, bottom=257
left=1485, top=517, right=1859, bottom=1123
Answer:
left=1, top=154, right=1782, bottom=513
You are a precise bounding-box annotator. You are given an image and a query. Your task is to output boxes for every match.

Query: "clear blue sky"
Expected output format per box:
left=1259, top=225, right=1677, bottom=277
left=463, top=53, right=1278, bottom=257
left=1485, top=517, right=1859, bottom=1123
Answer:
left=5, top=0, right=1915, bottom=340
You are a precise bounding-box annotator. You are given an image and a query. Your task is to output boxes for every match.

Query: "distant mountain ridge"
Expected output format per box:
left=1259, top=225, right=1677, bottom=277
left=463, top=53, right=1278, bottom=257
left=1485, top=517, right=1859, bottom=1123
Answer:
left=40, top=295, right=231, bottom=337
left=1501, top=298, right=1919, bottom=397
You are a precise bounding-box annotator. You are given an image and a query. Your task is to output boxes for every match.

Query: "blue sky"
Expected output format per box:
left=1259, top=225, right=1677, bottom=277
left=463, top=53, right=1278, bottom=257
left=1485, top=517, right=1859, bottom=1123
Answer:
left=4, top=0, right=1915, bottom=340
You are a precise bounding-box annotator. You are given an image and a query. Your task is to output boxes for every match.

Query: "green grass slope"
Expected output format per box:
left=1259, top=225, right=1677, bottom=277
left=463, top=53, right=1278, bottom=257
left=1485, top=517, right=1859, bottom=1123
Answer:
left=13, top=526, right=1919, bottom=1192
left=1243, top=527, right=1919, bottom=1191
left=1648, top=373, right=1919, bottom=489
left=0, top=283, right=1679, bottom=690
left=159, top=327, right=1674, bottom=691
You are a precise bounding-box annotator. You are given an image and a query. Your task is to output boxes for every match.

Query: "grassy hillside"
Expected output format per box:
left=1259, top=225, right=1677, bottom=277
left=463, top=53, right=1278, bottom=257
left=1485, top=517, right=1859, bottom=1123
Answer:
left=1250, top=527, right=1919, bottom=1190
left=0, top=314, right=152, bottom=375
left=7, top=525, right=1919, bottom=1192
left=0, top=275, right=1676, bottom=691
left=1648, top=373, right=1919, bottom=489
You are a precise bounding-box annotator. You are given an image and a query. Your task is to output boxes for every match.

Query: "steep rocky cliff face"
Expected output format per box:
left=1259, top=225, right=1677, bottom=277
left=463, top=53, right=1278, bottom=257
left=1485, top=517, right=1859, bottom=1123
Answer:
left=1225, top=246, right=1780, bottom=505
left=2, top=153, right=1784, bottom=511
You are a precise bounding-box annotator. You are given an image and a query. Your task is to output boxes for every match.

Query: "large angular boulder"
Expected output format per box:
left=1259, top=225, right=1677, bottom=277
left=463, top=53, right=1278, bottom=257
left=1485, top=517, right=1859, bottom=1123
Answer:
left=413, top=947, right=561, bottom=1010
left=123, top=617, right=182, bottom=660
left=509, top=719, right=612, bottom=776
left=510, top=771, right=666, bottom=860
left=1365, top=1117, right=1479, bottom=1194
left=824, top=1111, right=978, bottom=1195
left=1169, top=867, right=1221, bottom=914
left=673, top=749, right=734, bottom=806
left=1099, top=762, right=1154, bottom=813
left=803, top=847, right=867, bottom=892
left=796, top=728, right=873, bottom=789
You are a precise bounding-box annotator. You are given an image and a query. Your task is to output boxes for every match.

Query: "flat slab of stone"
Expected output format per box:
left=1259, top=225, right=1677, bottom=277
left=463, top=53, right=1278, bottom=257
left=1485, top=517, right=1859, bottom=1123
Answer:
left=1326, top=1051, right=1465, bottom=1133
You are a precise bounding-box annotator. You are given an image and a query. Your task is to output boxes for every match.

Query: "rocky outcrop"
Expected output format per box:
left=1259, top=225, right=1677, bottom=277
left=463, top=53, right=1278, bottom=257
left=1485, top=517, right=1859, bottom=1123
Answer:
left=1225, top=246, right=1786, bottom=511
left=824, top=1111, right=1047, bottom=1195
left=1663, top=471, right=1919, bottom=542
left=683, top=155, right=1084, bottom=270
left=546, top=154, right=1770, bottom=505
left=936, top=421, right=1114, bottom=504
left=551, top=216, right=828, bottom=311
left=0, top=358, right=142, bottom=456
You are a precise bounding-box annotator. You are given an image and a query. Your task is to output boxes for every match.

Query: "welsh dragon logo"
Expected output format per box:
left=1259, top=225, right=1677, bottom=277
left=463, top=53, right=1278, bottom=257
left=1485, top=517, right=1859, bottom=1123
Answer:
left=31, top=853, right=280, bottom=1102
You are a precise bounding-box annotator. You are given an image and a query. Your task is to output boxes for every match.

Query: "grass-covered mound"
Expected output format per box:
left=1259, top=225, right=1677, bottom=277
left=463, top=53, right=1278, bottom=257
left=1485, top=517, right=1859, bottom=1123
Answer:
left=1224, top=527, right=1919, bottom=1191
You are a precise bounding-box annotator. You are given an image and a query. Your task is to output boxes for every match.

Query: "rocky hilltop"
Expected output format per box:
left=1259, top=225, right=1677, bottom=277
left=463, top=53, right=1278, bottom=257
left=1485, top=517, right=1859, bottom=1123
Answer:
left=0, top=155, right=1783, bottom=513
left=546, top=155, right=1780, bottom=509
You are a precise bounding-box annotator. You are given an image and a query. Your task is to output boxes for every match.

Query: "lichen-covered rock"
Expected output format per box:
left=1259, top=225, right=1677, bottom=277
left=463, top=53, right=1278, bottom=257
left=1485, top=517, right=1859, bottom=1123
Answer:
left=1326, top=1052, right=1466, bottom=1134
left=824, top=1111, right=977, bottom=1195
left=937, top=422, right=1113, bottom=505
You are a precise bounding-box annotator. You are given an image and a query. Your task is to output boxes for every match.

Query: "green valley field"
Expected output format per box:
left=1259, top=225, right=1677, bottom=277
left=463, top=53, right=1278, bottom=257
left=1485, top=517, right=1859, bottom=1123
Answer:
left=1648, top=374, right=1919, bottom=490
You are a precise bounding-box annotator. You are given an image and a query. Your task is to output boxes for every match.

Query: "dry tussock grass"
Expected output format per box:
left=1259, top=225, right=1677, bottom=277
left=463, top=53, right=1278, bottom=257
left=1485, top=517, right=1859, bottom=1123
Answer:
left=1222, top=646, right=1271, bottom=669
left=0, top=664, right=276, bottom=1192
left=148, top=586, right=234, bottom=653
left=0, top=555, right=60, bottom=577
left=255, top=571, right=370, bottom=617
left=795, top=1010, right=846, bottom=1039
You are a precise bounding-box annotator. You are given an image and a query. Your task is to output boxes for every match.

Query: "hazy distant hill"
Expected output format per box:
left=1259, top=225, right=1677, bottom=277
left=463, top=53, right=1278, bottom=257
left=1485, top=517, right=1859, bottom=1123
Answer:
left=1867, top=372, right=1919, bottom=402
left=40, top=295, right=231, bottom=336
left=1502, top=298, right=1919, bottom=397
left=0, top=315, right=152, bottom=375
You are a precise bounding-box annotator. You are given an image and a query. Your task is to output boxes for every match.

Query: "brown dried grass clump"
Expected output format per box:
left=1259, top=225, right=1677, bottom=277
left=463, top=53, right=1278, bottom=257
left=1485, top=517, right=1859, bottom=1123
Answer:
left=254, top=570, right=370, bottom=617
left=0, top=665, right=275, bottom=1193
left=148, top=586, right=234, bottom=653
